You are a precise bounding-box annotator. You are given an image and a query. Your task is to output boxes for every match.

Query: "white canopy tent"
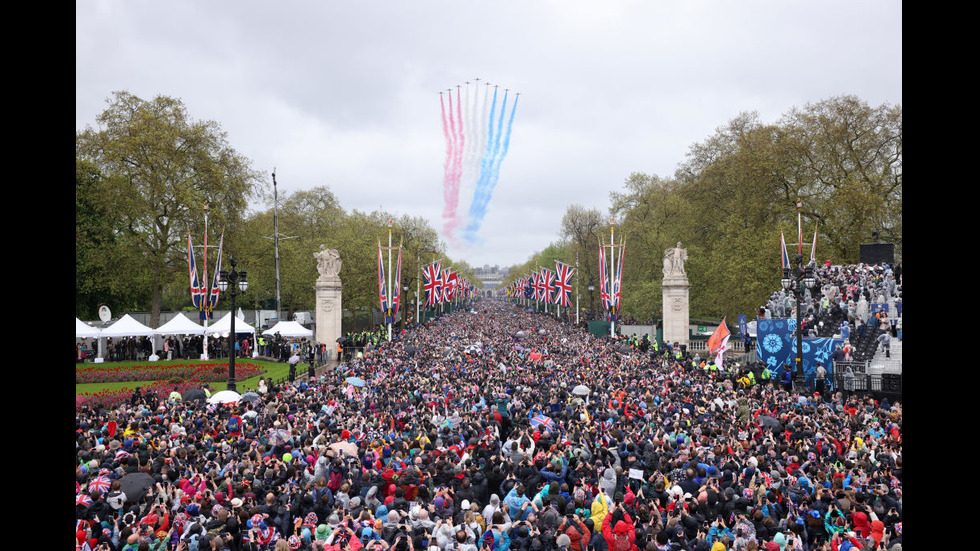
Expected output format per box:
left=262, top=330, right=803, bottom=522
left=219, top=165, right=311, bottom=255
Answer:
left=96, top=314, right=156, bottom=362
left=154, top=313, right=206, bottom=335
left=262, top=321, right=313, bottom=338
left=76, top=318, right=101, bottom=339
left=205, top=312, right=258, bottom=358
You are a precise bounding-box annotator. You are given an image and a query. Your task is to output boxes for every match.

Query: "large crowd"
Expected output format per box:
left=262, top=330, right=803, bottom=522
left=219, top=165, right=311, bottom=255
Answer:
left=76, top=296, right=902, bottom=551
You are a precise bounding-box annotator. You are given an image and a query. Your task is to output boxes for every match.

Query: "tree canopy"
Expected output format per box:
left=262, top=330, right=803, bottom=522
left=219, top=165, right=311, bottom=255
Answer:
left=76, top=92, right=263, bottom=325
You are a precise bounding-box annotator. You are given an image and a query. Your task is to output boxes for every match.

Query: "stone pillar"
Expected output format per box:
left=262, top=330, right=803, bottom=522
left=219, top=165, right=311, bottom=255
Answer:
left=662, top=242, right=690, bottom=347
left=314, top=246, right=343, bottom=359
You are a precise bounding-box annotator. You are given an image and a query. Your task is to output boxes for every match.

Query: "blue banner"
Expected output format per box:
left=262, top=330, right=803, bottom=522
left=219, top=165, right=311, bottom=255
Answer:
left=738, top=314, right=747, bottom=337
left=756, top=318, right=843, bottom=378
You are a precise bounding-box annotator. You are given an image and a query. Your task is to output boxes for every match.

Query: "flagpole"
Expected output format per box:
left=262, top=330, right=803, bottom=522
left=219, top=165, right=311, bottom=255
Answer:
left=387, top=220, right=393, bottom=342
left=609, top=219, right=616, bottom=338
left=416, top=245, right=420, bottom=325
left=575, top=251, right=580, bottom=325
left=202, top=203, right=210, bottom=360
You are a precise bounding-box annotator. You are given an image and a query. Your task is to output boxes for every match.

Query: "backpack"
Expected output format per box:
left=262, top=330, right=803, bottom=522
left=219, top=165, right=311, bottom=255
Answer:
left=328, top=470, right=342, bottom=491
left=612, top=532, right=631, bottom=551
left=227, top=416, right=240, bottom=432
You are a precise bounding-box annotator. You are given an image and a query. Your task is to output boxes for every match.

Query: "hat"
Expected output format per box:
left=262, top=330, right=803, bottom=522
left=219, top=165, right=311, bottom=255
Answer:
left=315, top=524, right=331, bottom=541
left=556, top=534, right=571, bottom=548
left=328, top=514, right=341, bottom=528
left=231, top=498, right=243, bottom=508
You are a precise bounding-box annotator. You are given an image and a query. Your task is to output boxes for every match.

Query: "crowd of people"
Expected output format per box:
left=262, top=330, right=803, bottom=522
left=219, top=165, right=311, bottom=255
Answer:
left=76, top=298, right=902, bottom=551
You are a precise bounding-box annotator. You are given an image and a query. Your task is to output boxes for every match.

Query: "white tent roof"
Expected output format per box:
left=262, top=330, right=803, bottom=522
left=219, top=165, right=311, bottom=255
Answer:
left=76, top=318, right=101, bottom=338
left=263, top=320, right=313, bottom=338
left=205, top=312, right=256, bottom=335
left=154, top=313, right=206, bottom=335
left=100, top=314, right=155, bottom=338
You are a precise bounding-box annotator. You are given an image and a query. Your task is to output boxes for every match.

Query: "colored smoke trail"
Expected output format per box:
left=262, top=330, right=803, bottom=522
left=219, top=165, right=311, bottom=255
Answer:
left=464, top=90, right=517, bottom=243
left=438, top=81, right=518, bottom=244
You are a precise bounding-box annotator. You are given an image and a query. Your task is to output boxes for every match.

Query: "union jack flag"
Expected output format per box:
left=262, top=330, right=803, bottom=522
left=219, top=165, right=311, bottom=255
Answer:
left=554, top=261, right=574, bottom=307
left=206, top=233, right=224, bottom=315
left=391, top=247, right=402, bottom=320
left=540, top=267, right=556, bottom=304
left=613, top=242, right=624, bottom=310
left=88, top=475, right=112, bottom=495
left=442, top=268, right=455, bottom=303
left=524, top=276, right=534, bottom=299
left=377, top=245, right=389, bottom=315
left=422, top=262, right=443, bottom=307
left=187, top=234, right=205, bottom=309
left=446, top=270, right=459, bottom=302
left=598, top=244, right=611, bottom=312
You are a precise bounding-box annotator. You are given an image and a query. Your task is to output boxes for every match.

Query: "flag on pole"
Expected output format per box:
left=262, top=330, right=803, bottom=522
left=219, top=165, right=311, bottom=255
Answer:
left=391, top=246, right=402, bottom=319
left=554, top=261, right=574, bottom=307
left=187, top=233, right=205, bottom=309
left=377, top=245, right=389, bottom=315
left=540, top=267, right=555, bottom=304
left=206, top=233, right=224, bottom=317
left=422, top=261, right=442, bottom=307
left=598, top=244, right=611, bottom=312
left=707, top=317, right=731, bottom=369
left=613, top=243, right=625, bottom=310
left=780, top=232, right=790, bottom=271
left=809, top=226, right=818, bottom=266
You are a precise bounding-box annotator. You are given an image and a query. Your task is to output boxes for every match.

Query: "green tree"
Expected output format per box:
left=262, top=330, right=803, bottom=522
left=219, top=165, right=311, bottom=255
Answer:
left=76, top=91, right=262, bottom=325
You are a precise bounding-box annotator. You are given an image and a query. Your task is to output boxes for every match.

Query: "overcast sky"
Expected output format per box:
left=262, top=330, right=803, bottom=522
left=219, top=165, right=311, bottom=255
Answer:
left=76, top=1, right=902, bottom=270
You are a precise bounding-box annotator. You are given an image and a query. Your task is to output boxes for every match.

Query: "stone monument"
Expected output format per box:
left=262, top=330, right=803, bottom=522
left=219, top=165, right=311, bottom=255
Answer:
left=314, top=245, right=343, bottom=359
left=662, top=242, right=690, bottom=347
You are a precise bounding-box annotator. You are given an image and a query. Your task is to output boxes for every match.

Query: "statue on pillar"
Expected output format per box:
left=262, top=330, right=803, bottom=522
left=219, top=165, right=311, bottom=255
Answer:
left=663, top=242, right=688, bottom=278
left=315, top=245, right=342, bottom=280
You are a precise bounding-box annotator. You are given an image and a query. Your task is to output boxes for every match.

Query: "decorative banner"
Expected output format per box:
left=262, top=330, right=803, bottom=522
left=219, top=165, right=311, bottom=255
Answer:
left=391, top=247, right=403, bottom=320
left=756, top=318, right=844, bottom=378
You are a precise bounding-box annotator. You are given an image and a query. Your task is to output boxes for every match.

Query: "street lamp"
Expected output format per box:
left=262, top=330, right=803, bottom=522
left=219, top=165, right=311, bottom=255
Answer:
left=218, top=256, right=248, bottom=393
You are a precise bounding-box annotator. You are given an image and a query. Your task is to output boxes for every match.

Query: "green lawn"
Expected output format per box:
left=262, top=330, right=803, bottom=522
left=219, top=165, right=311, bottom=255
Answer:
left=74, top=358, right=295, bottom=396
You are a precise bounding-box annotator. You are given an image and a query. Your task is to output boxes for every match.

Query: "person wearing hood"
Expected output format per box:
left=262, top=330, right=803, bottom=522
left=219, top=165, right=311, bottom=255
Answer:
left=602, top=502, right=637, bottom=551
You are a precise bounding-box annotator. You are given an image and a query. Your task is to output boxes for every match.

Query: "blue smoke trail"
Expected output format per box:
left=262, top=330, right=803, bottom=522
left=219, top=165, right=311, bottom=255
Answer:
left=465, top=90, right=515, bottom=242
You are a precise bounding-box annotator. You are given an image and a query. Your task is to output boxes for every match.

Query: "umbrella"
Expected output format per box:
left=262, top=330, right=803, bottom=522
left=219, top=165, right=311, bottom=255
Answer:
left=241, top=391, right=261, bottom=403
left=345, top=376, right=366, bottom=387
left=756, top=415, right=783, bottom=431
left=76, top=493, right=93, bottom=507
left=336, top=337, right=348, bottom=343
left=572, top=385, right=591, bottom=397
left=269, top=429, right=291, bottom=446
left=328, top=441, right=359, bottom=457
left=538, top=329, right=546, bottom=335
left=208, top=390, right=242, bottom=405
left=530, top=414, right=555, bottom=431
left=513, top=346, right=525, bottom=351
left=182, top=389, right=207, bottom=402
left=516, top=331, right=526, bottom=338
left=119, top=472, right=155, bottom=503
left=88, top=475, right=112, bottom=495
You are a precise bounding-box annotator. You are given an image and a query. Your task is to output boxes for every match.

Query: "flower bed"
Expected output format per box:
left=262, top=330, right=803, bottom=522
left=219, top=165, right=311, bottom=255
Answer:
left=75, top=362, right=264, bottom=411
left=75, top=362, right=262, bottom=384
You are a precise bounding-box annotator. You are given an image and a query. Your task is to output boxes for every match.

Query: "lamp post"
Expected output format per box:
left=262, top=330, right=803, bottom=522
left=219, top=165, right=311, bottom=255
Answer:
left=218, top=256, right=248, bottom=393
left=781, top=252, right=816, bottom=392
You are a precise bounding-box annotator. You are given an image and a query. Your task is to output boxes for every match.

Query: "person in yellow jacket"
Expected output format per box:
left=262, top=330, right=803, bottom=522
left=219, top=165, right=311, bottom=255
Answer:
left=590, top=489, right=610, bottom=527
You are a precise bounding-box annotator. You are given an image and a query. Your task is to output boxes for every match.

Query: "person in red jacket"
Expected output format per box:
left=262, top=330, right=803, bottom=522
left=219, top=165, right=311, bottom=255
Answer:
left=557, top=510, right=591, bottom=551
left=602, top=502, right=637, bottom=551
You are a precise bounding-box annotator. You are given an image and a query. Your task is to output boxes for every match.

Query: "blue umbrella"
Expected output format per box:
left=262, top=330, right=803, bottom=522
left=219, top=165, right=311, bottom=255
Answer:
left=346, top=376, right=366, bottom=387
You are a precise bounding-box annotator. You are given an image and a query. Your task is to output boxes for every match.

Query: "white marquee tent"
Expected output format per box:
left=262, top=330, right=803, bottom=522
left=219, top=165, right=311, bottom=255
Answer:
left=262, top=321, right=313, bottom=338
left=154, top=313, right=206, bottom=335
left=100, top=314, right=155, bottom=337
left=76, top=318, right=101, bottom=339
